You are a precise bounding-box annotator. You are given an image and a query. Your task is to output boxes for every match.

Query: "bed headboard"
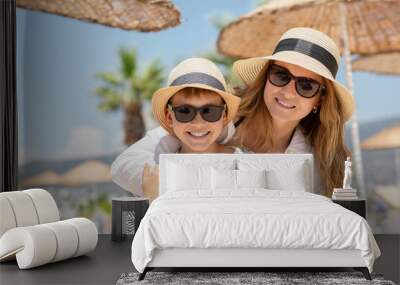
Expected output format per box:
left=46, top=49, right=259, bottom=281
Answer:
left=159, top=153, right=314, bottom=195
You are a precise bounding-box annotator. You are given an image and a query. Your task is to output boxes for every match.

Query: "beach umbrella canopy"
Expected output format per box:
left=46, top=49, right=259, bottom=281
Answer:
left=352, top=52, right=400, bottom=75
left=20, top=171, right=62, bottom=188
left=217, top=0, right=400, bottom=196
left=218, top=0, right=400, bottom=58
left=361, top=125, right=400, bottom=186
left=361, top=125, right=400, bottom=150
left=61, top=160, right=112, bottom=186
left=16, top=0, right=181, bottom=32
left=20, top=160, right=112, bottom=187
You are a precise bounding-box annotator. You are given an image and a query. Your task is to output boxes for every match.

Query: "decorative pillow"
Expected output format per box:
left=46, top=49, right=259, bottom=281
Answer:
left=211, top=168, right=237, bottom=190
left=266, top=167, right=307, bottom=191
left=159, top=154, right=237, bottom=194
left=237, top=158, right=310, bottom=191
left=236, top=169, right=267, bottom=189
left=166, top=162, right=212, bottom=191
left=211, top=169, right=267, bottom=190
left=165, top=156, right=236, bottom=171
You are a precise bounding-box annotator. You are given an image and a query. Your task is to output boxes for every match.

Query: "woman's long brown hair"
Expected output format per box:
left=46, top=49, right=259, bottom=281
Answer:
left=232, top=63, right=350, bottom=197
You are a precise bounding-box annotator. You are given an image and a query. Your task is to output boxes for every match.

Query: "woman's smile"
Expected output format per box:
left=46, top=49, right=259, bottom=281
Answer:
left=275, top=97, right=296, bottom=109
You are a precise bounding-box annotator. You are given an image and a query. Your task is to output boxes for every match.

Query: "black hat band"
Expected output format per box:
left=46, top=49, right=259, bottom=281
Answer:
left=273, top=38, right=338, bottom=77
left=170, top=72, right=225, bottom=91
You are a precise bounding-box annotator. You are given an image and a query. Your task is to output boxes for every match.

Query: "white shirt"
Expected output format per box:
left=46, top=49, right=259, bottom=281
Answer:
left=111, top=123, right=324, bottom=196
left=284, top=127, right=324, bottom=195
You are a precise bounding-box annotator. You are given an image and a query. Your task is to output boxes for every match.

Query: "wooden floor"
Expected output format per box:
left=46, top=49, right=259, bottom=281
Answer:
left=0, top=234, right=398, bottom=285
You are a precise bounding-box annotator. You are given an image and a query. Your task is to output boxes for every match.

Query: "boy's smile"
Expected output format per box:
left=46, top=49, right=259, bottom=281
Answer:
left=187, top=130, right=210, bottom=139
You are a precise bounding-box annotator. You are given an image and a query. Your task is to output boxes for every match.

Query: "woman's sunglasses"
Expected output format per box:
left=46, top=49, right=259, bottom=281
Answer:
left=168, top=104, right=226, bottom=123
left=267, top=64, right=326, bottom=98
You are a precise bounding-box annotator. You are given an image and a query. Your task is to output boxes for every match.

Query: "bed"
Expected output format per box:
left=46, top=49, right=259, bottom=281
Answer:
left=131, top=154, right=380, bottom=281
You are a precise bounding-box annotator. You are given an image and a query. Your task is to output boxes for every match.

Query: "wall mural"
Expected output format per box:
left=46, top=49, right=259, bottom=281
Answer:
left=17, top=1, right=400, bottom=234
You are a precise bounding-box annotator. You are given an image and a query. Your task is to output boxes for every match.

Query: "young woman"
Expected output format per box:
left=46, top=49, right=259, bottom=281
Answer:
left=111, top=27, right=354, bottom=198
left=230, top=27, right=354, bottom=196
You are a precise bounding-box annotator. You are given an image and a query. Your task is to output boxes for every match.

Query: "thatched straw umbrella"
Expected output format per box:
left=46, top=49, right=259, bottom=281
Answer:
left=361, top=125, right=400, bottom=186
left=61, top=160, right=112, bottom=186
left=217, top=0, right=400, bottom=196
left=20, top=160, right=112, bottom=187
left=352, top=51, right=400, bottom=205
left=218, top=0, right=400, bottom=58
left=17, top=0, right=181, bottom=32
left=352, top=52, right=400, bottom=76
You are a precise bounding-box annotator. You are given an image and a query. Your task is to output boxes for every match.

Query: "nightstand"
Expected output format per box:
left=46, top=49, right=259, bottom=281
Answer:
left=332, top=199, right=366, bottom=218
left=112, top=197, right=149, bottom=242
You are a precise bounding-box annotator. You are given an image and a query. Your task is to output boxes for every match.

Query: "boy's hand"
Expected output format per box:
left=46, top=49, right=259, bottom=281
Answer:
left=142, top=164, right=159, bottom=202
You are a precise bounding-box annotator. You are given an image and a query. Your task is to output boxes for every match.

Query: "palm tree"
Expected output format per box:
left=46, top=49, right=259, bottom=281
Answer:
left=94, top=48, right=165, bottom=145
left=77, top=193, right=112, bottom=218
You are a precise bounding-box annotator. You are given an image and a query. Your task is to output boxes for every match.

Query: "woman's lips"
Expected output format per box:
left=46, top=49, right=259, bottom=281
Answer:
left=275, top=97, right=296, bottom=109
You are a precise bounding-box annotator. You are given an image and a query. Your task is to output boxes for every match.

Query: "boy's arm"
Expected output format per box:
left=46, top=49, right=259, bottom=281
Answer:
left=111, top=127, right=179, bottom=195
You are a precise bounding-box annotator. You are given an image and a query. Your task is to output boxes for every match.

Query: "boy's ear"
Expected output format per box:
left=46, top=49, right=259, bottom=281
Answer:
left=223, top=107, right=228, bottom=124
left=165, top=108, right=173, bottom=128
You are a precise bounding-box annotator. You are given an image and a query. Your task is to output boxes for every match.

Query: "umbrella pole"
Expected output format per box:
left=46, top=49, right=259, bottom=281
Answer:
left=396, top=149, right=400, bottom=187
left=339, top=3, right=366, bottom=197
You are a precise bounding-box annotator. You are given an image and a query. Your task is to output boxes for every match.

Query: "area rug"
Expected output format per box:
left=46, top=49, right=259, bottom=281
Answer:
left=116, top=271, right=396, bottom=285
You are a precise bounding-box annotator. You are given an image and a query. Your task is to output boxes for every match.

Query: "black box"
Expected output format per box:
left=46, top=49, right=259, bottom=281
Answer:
left=332, top=199, right=366, bottom=218
left=112, top=197, right=149, bottom=242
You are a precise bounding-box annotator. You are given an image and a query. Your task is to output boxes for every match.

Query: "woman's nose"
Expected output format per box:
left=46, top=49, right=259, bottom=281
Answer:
left=281, top=80, right=297, bottom=98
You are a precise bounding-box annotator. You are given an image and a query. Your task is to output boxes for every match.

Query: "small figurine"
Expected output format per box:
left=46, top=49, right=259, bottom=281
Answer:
left=342, top=156, right=352, bottom=189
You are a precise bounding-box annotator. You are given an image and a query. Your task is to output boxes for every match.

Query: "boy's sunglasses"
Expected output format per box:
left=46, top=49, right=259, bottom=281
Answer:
left=168, top=104, right=226, bottom=123
left=267, top=64, right=326, bottom=98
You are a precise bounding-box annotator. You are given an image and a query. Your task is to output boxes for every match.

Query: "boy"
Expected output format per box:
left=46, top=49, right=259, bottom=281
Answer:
left=143, top=57, right=242, bottom=200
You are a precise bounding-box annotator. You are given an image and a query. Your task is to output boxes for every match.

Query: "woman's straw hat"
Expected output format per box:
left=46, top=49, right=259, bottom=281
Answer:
left=233, top=27, right=355, bottom=121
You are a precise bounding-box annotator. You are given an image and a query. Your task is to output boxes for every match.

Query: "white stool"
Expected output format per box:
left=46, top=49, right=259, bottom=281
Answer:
left=0, top=189, right=98, bottom=269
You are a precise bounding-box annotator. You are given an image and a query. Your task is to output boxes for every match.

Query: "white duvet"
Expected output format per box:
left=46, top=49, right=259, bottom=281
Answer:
left=131, top=190, right=380, bottom=273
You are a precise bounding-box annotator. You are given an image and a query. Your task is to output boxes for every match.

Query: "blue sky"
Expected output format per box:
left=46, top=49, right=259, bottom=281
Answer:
left=17, top=0, right=400, bottom=164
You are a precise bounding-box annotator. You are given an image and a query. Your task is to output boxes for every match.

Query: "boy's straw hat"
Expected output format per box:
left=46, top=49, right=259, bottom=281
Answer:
left=233, top=27, right=355, bottom=121
left=152, top=57, right=241, bottom=133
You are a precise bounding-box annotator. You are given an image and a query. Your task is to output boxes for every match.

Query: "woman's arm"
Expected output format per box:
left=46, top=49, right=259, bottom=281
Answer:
left=111, top=127, right=178, bottom=195
left=111, top=122, right=236, bottom=195
left=218, top=121, right=236, bottom=144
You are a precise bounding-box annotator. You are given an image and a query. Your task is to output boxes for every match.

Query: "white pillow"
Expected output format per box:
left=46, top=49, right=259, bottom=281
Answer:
left=237, top=169, right=267, bottom=189
left=167, top=162, right=211, bottom=191
left=266, top=167, right=307, bottom=191
left=211, top=169, right=267, bottom=190
left=237, top=158, right=310, bottom=191
left=165, top=156, right=236, bottom=171
left=211, top=168, right=236, bottom=190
